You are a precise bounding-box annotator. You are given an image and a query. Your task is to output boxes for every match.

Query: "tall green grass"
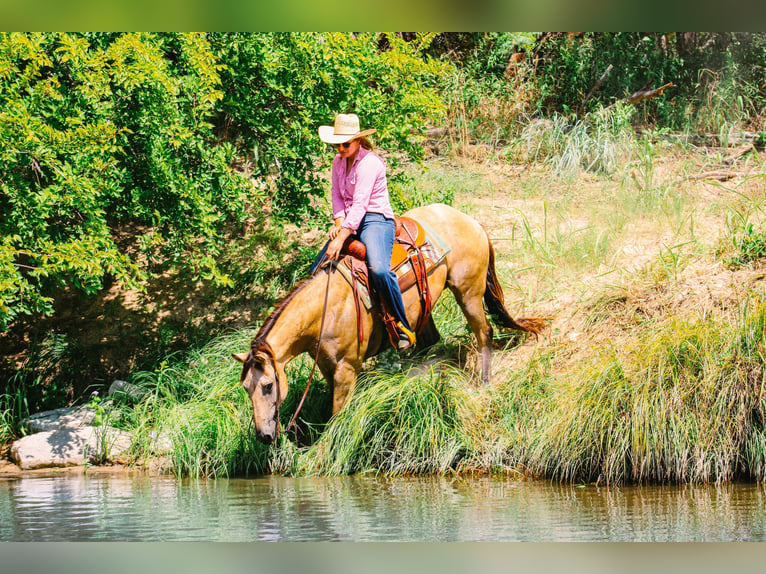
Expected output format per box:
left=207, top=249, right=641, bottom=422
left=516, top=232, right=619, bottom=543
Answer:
left=291, top=367, right=479, bottom=476
left=125, top=328, right=335, bottom=477
left=508, top=302, right=766, bottom=485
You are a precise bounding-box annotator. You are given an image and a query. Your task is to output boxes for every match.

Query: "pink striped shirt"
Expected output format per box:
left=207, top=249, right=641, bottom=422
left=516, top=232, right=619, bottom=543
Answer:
left=331, top=146, right=395, bottom=232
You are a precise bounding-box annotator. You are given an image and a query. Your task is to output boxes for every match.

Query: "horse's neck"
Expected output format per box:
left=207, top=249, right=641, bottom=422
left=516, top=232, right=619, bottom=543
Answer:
left=264, top=273, right=329, bottom=365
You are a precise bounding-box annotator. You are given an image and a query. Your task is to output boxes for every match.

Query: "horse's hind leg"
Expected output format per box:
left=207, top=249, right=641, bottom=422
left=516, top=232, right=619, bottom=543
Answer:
left=450, top=286, right=494, bottom=385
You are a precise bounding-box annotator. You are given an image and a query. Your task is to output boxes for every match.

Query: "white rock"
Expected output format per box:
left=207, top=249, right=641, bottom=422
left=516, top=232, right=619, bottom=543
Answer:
left=22, top=405, right=95, bottom=433
left=10, top=427, right=133, bottom=470
left=108, top=379, right=147, bottom=401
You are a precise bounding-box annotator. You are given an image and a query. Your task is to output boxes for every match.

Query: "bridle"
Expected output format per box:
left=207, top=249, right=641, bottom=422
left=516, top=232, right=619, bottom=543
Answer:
left=245, top=340, right=282, bottom=440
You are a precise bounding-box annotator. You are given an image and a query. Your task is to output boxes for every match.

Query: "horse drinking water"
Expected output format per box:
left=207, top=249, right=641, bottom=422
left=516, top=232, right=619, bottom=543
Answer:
left=233, top=203, right=544, bottom=444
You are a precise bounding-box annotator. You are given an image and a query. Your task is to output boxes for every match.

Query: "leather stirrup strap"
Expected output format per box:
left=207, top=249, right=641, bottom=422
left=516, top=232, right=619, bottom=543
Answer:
left=350, top=258, right=366, bottom=347
left=396, top=224, right=433, bottom=334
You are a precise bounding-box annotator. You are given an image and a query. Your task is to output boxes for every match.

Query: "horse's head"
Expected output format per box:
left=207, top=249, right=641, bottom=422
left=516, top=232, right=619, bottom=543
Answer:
left=233, top=343, right=286, bottom=444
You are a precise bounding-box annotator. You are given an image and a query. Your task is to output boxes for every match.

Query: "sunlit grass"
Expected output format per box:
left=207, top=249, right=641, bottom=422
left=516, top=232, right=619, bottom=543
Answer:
left=293, top=367, right=478, bottom=476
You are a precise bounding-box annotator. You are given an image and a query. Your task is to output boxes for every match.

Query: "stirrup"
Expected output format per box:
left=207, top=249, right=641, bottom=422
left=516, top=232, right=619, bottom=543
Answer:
left=396, top=322, right=416, bottom=351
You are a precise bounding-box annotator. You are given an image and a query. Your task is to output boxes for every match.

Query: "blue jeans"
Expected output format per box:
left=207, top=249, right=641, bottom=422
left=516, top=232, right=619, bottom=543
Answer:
left=311, top=212, right=412, bottom=331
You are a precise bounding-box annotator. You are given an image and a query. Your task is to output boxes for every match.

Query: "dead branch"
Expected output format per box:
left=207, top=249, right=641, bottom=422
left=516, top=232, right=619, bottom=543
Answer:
left=627, top=82, right=675, bottom=105
left=723, top=144, right=755, bottom=165
left=687, top=170, right=747, bottom=182
left=662, top=132, right=762, bottom=147
left=579, top=64, right=613, bottom=115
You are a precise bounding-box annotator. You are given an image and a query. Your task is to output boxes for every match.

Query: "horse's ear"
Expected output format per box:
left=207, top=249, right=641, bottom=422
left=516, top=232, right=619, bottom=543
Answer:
left=232, top=352, right=249, bottom=364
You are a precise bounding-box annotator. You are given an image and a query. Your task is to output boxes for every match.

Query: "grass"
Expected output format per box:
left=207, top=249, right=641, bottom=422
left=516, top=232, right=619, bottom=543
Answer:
left=524, top=304, right=766, bottom=484
left=126, top=331, right=272, bottom=477
left=118, top=284, right=766, bottom=485
left=290, top=367, right=478, bottom=476
left=517, top=104, right=638, bottom=178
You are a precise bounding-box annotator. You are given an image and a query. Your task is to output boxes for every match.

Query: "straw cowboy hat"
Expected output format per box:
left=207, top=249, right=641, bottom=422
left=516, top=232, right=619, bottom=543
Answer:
left=318, top=113, right=376, bottom=144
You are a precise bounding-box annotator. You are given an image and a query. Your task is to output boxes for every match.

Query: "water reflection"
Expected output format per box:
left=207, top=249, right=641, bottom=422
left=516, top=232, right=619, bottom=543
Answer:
left=1, top=474, right=765, bottom=541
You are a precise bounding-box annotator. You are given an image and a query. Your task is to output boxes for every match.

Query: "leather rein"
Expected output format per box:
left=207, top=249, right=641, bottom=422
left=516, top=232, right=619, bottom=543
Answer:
left=284, top=262, right=333, bottom=435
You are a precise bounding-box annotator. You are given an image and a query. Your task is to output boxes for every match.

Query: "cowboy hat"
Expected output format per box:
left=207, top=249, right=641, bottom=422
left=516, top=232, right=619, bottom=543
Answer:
left=318, top=113, right=376, bottom=144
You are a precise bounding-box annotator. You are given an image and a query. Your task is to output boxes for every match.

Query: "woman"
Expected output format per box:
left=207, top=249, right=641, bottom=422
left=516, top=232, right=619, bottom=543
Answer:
left=314, top=113, right=416, bottom=351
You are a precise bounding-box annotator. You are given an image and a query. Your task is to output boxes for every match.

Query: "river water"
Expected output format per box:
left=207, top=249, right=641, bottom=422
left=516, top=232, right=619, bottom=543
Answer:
left=2, top=473, right=766, bottom=542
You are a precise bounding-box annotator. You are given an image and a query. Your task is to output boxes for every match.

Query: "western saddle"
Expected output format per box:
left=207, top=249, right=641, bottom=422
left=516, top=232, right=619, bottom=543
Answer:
left=339, top=216, right=433, bottom=348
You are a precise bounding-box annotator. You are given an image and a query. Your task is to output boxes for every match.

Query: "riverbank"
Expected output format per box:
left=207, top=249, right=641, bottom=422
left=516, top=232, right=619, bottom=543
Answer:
left=3, top=139, right=766, bottom=483
left=0, top=457, right=139, bottom=479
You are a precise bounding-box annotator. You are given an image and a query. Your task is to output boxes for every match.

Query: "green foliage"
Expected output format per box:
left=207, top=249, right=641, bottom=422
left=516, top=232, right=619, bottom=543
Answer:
left=0, top=393, right=21, bottom=443
left=0, top=32, right=251, bottom=329
left=724, top=221, right=766, bottom=268
left=719, top=181, right=766, bottom=268
left=532, top=33, right=766, bottom=130
left=4, top=332, right=82, bottom=418
left=209, top=32, right=449, bottom=219
left=0, top=32, right=450, bottom=331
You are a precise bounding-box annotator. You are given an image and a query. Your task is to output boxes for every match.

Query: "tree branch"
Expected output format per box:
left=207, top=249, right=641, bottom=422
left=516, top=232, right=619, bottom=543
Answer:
left=579, top=64, right=613, bottom=116
left=627, top=82, right=675, bottom=105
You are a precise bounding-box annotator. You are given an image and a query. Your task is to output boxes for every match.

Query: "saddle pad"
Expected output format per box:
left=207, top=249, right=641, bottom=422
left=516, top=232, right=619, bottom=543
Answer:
left=329, top=217, right=451, bottom=310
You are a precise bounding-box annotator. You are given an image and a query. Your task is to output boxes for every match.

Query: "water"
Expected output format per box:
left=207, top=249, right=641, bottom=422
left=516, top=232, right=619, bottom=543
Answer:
left=2, top=473, right=766, bottom=541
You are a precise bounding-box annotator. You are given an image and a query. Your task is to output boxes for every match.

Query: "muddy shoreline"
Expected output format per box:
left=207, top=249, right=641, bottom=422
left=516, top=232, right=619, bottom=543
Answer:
left=0, top=442, right=150, bottom=479
left=0, top=457, right=145, bottom=479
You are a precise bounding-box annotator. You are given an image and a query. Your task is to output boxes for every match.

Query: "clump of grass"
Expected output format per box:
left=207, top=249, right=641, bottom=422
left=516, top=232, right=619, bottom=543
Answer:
left=519, top=103, right=637, bottom=177
left=509, top=302, right=766, bottom=484
left=294, top=366, right=480, bottom=476
left=127, top=330, right=277, bottom=477
left=513, top=203, right=615, bottom=274
left=0, top=395, right=16, bottom=443
left=127, top=328, right=332, bottom=477
left=718, top=184, right=766, bottom=268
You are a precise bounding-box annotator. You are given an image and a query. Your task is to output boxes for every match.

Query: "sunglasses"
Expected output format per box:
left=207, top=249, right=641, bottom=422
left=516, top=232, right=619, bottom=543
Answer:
left=336, top=141, right=354, bottom=149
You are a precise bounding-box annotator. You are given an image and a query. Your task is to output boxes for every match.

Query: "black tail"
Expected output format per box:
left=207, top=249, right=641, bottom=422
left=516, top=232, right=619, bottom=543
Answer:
left=484, top=238, right=546, bottom=335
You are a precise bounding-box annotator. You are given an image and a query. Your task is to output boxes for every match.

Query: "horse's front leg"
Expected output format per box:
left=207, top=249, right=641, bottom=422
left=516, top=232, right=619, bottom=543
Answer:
left=320, top=358, right=362, bottom=415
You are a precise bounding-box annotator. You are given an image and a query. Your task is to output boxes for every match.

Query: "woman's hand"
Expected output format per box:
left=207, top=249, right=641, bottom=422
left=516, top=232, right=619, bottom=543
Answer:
left=328, top=226, right=342, bottom=240
left=325, top=227, right=352, bottom=261
left=328, top=217, right=345, bottom=240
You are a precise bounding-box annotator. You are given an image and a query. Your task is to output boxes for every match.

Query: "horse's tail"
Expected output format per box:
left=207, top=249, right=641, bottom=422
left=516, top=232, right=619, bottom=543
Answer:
left=484, top=236, right=547, bottom=335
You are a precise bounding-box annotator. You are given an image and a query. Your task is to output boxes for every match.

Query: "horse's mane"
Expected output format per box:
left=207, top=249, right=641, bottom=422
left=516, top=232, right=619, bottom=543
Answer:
left=250, top=272, right=319, bottom=351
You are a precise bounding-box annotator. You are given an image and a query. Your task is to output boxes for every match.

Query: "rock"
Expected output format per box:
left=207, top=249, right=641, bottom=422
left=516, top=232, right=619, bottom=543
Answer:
left=148, top=431, right=173, bottom=455
left=108, top=379, right=147, bottom=401
left=22, top=405, right=96, bottom=433
left=9, top=427, right=133, bottom=470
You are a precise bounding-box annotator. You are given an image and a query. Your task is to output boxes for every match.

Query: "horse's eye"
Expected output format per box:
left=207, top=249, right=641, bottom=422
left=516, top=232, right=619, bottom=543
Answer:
left=261, top=382, right=273, bottom=396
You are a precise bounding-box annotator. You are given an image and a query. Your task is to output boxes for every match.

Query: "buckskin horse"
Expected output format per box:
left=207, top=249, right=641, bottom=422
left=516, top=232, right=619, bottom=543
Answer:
left=233, top=203, right=544, bottom=444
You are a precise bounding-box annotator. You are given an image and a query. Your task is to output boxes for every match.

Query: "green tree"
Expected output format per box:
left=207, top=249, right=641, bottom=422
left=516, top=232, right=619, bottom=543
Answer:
left=210, top=32, right=449, bottom=218
left=0, top=32, right=251, bottom=329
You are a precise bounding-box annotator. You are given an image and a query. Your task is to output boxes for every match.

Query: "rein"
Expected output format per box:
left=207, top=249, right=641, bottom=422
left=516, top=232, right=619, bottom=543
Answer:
left=285, top=263, right=334, bottom=435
